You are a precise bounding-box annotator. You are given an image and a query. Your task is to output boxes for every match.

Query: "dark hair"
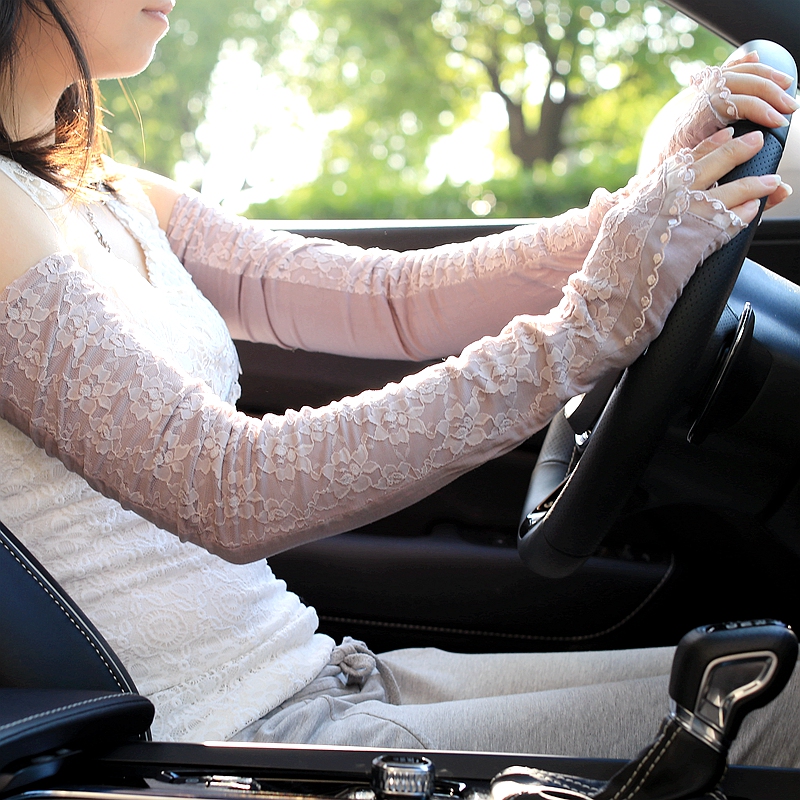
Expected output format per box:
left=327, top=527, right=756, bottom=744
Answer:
left=0, top=0, right=105, bottom=192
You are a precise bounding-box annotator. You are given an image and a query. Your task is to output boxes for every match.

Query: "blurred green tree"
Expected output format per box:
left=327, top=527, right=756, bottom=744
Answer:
left=250, top=0, right=730, bottom=218
left=101, top=0, right=731, bottom=216
left=259, top=0, right=728, bottom=177
left=430, top=0, right=723, bottom=168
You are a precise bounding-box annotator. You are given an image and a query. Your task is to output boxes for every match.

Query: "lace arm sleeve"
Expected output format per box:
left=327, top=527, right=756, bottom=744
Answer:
left=166, top=187, right=621, bottom=361
left=658, top=67, right=742, bottom=160
left=0, top=155, right=742, bottom=564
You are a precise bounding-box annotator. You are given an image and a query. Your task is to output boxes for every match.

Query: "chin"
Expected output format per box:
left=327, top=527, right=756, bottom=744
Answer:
left=95, top=46, right=161, bottom=81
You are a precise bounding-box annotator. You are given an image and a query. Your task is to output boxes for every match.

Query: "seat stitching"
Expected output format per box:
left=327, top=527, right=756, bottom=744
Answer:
left=0, top=693, right=129, bottom=734
left=608, top=723, right=680, bottom=800
left=0, top=538, right=125, bottom=692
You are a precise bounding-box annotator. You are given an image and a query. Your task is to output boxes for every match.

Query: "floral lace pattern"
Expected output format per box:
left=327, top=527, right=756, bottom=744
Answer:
left=692, top=65, right=740, bottom=125
left=0, top=153, right=741, bottom=562
left=660, top=66, right=741, bottom=160
left=0, top=151, right=742, bottom=742
left=0, top=158, right=334, bottom=743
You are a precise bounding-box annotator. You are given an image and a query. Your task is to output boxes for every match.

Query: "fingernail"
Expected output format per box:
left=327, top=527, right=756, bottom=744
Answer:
left=784, top=92, right=800, bottom=111
left=769, top=110, right=791, bottom=127
left=739, top=199, right=760, bottom=225
left=773, top=69, right=794, bottom=87
left=760, top=174, right=781, bottom=189
left=741, top=131, right=764, bottom=145
left=784, top=182, right=794, bottom=196
left=709, top=127, right=734, bottom=143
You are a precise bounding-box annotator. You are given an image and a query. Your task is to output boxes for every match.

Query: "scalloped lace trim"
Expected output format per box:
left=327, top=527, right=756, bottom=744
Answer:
left=692, top=65, right=739, bottom=125
left=624, top=149, right=745, bottom=346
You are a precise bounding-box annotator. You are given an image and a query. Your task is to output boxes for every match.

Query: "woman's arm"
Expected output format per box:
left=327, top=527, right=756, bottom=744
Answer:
left=165, top=189, right=623, bottom=361
left=132, top=58, right=794, bottom=362
left=0, top=147, right=753, bottom=564
left=132, top=161, right=628, bottom=360
left=654, top=52, right=799, bottom=165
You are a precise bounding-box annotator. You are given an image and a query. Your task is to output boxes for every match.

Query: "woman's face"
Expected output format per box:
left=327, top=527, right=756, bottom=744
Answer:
left=57, top=0, right=175, bottom=80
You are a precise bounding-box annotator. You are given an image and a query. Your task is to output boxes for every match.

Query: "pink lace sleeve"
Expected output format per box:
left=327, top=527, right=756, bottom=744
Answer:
left=0, top=154, right=743, bottom=564
left=659, top=66, right=741, bottom=160
left=166, top=188, right=622, bottom=361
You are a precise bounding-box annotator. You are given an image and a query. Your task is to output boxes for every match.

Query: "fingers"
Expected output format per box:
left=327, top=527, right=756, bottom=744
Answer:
left=765, top=180, right=793, bottom=210
left=696, top=51, right=797, bottom=223
left=707, top=174, right=782, bottom=223
left=689, top=130, right=788, bottom=225
left=723, top=50, right=760, bottom=68
left=722, top=51, right=794, bottom=88
left=690, top=126, right=735, bottom=159
left=725, top=73, right=799, bottom=127
left=717, top=51, right=798, bottom=128
left=690, top=130, right=768, bottom=189
left=723, top=60, right=794, bottom=91
left=727, top=199, right=761, bottom=225
left=722, top=182, right=791, bottom=224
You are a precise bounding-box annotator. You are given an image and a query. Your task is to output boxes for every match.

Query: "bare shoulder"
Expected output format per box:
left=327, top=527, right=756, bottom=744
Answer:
left=0, top=170, right=64, bottom=294
left=106, top=159, right=187, bottom=232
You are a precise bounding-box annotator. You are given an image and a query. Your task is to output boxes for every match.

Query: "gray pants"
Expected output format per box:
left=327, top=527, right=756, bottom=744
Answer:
left=232, top=639, right=800, bottom=767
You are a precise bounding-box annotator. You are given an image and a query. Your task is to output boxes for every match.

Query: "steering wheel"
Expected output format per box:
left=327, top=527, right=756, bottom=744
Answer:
left=518, top=40, right=797, bottom=579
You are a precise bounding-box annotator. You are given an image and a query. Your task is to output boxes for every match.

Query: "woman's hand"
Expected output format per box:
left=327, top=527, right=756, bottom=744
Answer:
left=718, top=50, right=799, bottom=129
left=690, top=127, right=791, bottom=223
left=638, top=50, right=798, bottom=176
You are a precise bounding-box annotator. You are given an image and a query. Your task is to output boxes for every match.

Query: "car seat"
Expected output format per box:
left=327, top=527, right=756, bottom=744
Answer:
left=0, top=517, right=153, bottom=792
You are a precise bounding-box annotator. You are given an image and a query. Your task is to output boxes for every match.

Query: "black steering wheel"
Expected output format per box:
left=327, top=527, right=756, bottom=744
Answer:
left=518, top=40, right=797, bottom=579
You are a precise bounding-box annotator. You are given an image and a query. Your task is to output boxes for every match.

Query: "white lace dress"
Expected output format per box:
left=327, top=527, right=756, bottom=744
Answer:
left=0, top=158, right=334, bottom=742
left=0, top=67, right=745, bottom=743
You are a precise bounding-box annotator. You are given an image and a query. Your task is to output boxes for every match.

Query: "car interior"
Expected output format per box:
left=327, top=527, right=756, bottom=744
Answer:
left=4, top=0, right=800, bottom=798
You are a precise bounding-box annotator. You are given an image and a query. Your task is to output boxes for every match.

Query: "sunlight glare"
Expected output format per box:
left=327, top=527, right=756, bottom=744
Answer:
left=196, top=44, right=349, bottom=212
left=423, top=92, right=509, bottom=190
left=197, top=48, right=515, bottom=210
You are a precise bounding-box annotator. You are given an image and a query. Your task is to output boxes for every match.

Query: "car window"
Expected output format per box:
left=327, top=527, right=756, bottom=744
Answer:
left=105, top=0, right=734, bottom=220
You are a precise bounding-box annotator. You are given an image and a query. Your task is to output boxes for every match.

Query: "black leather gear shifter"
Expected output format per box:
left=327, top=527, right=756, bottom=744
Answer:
left=668, top=619, right=798, bottom=751
left=491, top=620, right=797, bottom=800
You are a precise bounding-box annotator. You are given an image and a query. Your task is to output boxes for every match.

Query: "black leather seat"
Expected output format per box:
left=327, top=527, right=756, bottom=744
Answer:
left=0, top=518, right=138, bottom=693
left=0, top=518, right=153, bottom=787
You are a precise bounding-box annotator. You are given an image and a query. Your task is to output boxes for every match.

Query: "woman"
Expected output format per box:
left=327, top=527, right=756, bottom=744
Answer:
left=0, top=0, right=798, bottom=764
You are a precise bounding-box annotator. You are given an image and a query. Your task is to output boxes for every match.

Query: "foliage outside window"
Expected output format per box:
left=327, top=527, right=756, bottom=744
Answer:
left=102, top=0, right=732, bottom=220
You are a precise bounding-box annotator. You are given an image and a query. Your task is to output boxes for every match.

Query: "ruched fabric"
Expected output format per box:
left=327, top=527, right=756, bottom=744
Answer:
left=0, top=155, right=742, bottom=564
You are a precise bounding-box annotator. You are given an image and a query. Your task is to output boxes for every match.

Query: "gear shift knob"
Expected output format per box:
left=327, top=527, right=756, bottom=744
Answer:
left=492, top=621, right=798, bottom=800
left=669, top=619, right=798, bottom=750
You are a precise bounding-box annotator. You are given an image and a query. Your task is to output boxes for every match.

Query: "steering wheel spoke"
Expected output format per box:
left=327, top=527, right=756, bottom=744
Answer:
left=563, top=368, right=625, bottom=437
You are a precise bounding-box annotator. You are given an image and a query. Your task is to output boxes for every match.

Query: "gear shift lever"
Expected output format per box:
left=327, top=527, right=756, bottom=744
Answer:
left=668, top=619, right=797, bottom=752
left=491, top=620, right=797, bottom=800
left=592, top=619, right=798, bottom=800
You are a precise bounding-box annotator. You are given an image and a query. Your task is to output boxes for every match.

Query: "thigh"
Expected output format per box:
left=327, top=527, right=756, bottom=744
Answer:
left=235, top=649, right=800, bottom=767
left=378, top=646, right=675, bottom=704
left=729, top=659, right=800, bottom=768
left=374, top=649, right=800, bottom=767
left=242, top=672, right=671, bottom=757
